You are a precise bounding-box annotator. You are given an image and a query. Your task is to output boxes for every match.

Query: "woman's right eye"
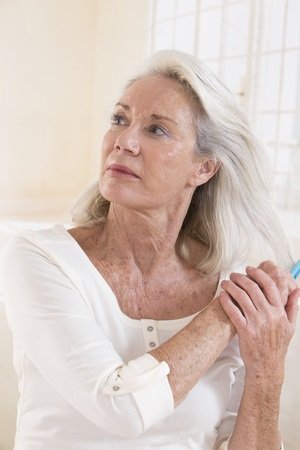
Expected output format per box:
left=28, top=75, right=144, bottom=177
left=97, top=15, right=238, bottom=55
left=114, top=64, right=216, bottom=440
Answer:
left=110, top=113, right=126, bottom=126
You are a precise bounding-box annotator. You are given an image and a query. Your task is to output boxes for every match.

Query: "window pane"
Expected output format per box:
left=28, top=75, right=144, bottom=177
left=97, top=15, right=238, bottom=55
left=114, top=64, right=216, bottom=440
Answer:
left=176, top=0, right=197, bottom=15
left=153, top=21, right=174, bottom=51
left=285, top=0, right=300, bottom=48
left=174, top=15, right=196, bottom=53
left=257, top=53, right=281, bottom=111
left=294, top=111, right=300, bottom=142
left=261, top=0, right=285, bottom=51
left=279, top=113, right=300, bottom=144
left=197, top=8, right=222, bottom=59
left=223, top=1, right=250, bottom=57
left=281, top=50, right=300, bottom=111
left=155, top=0, right=176, bottom=21
left=222, top=58, right=247, bottom=96
left=289, top=149, right=300, bottom=210
left=274, top=173, right=290, bottom=209
left=276, top=144, right=292, bottom=172
left=255, top=113, right=277, bottom=143
left=201, top=0, right=222, bottom=9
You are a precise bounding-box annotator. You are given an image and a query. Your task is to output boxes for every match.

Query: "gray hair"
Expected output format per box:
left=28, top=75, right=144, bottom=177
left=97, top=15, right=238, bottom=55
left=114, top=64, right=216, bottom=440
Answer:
left=70, top=50, right=293, bottom=273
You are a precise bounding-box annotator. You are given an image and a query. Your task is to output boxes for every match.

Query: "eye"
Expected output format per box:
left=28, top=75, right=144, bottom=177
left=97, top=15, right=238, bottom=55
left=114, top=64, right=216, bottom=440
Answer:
left=110, top=113, right=126, bottom=126
left=148, top=124, right=167, bottom=136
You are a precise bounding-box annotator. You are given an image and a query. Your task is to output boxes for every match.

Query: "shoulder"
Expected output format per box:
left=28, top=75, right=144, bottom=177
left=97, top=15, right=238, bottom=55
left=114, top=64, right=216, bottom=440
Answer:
left=67, top=224, right=103, bottom=255
left=0, top=224, right=70, bottom=272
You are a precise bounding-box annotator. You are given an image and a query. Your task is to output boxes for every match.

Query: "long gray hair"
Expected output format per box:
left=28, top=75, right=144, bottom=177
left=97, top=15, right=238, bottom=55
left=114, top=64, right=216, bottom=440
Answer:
left=70, top=50, right=293, bottom=273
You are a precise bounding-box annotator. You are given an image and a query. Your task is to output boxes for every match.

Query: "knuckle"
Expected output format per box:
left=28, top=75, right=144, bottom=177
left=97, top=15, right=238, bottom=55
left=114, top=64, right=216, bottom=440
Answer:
left=260, top=260, right=275, bottom=270
left=264, top=277, right=276, bottom=290
left=251, top=282, right=261, bottom=296
left=273, top=267, right=282, bottom=278
left=238, top=290, right=249, bottom=302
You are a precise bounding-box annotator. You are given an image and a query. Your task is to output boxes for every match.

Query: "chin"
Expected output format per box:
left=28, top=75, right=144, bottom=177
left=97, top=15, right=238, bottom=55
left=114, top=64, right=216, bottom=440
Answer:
left=100, top=184, right=138, bottom=207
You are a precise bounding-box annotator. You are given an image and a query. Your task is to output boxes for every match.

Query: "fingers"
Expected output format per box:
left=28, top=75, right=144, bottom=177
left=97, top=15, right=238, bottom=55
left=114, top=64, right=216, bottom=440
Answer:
left=219, top=291, right=246, bottom=329
left=220, top=265, right=298, bottom=331
left=245, top=266, right=282, bottom=307
left=221, top=267, right=282, bottom=315
left=258, top=260, right=298, bottom=305
left=285, top=288, right=300, bottom=328
left=221, top=276, right=260, bottom=322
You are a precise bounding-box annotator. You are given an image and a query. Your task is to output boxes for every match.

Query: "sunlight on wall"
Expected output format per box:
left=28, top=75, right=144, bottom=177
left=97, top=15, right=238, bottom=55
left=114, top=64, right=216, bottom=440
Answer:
left=0, top=0, right=96, bottom=218
left=0, top=0, right=150, bottom=220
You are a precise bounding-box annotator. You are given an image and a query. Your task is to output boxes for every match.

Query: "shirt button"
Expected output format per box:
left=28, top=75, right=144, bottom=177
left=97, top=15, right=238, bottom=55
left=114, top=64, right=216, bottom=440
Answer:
left=147, top=326, right=154, bottom=332
left=149, top=341, right=157, bottom=348
left=113, top=385, right=120, bottom=391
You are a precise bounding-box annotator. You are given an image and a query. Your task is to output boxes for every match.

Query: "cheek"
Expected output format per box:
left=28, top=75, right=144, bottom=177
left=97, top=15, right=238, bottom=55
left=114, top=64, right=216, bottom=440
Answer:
left=100, top=132, right=115, bottom=166
left=158, top=145, right=195, bottom=175
left=101, top=131, right=113, bottom=154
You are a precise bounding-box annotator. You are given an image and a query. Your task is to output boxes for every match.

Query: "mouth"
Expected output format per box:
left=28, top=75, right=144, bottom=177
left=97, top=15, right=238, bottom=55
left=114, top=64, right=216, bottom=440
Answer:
left=107, top=163, right=140, bottom=178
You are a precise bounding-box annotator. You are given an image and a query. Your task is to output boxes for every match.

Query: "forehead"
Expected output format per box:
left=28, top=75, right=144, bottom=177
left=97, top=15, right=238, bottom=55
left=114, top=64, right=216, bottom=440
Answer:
left=119, top=75, right=196, bottom=119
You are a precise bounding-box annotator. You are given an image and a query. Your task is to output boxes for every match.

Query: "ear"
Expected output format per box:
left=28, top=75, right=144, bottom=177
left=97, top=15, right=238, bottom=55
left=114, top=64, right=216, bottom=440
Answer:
left=189, top=157, right=220, bottom=187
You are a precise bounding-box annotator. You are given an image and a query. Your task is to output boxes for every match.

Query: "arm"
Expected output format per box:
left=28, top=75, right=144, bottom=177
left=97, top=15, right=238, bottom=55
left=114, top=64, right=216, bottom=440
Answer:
left=220, top=266, right=300, bottom=450
left=0, top=233, right=235, bottom=437
left=150, top=296, right=235, bottom=406
left=150, top=260, right=296, bottom=409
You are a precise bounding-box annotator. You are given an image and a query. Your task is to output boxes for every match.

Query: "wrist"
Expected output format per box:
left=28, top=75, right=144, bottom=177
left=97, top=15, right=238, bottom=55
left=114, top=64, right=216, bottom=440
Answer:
left=206, top=296, right=237, bottom=337
left=245, top=367, right=285, bottom=390
left=244, top=372, right=283, bottom=399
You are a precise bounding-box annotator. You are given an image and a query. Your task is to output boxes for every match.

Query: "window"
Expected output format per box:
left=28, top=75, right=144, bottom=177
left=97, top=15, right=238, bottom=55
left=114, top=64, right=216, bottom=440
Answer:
left=148, top=0, right=300, bottom=212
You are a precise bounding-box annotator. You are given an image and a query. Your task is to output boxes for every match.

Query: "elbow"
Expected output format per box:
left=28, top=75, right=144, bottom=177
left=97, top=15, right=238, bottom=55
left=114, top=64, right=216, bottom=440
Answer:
left=112, top=421, right=145, bottom=439
left=92, top=395, right=148, bottom=438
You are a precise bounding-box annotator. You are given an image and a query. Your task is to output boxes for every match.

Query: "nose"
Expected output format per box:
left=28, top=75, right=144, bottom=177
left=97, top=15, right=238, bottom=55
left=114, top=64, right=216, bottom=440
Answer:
left=114, top=125, right=140, bottom=155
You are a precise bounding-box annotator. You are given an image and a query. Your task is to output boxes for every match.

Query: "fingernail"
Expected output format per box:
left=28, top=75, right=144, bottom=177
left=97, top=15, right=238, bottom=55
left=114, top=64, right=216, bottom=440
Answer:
left=246, top=266, right=255, bottom=271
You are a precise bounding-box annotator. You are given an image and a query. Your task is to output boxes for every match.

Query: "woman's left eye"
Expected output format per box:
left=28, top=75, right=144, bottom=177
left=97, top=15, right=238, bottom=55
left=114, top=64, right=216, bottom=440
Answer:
left=148, top=125, right=167, bottom=136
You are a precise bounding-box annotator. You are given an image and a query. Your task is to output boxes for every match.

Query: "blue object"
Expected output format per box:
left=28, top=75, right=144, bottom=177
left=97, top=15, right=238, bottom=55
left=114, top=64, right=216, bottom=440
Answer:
left=291, top=260, right=300, bottom=280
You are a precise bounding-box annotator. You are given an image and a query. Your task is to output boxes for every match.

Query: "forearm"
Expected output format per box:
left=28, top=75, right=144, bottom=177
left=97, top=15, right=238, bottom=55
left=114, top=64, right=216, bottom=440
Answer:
left=150, top=298, right=236, bottom=405
left=228, top=376, right=283, bottom=450
left=218, top=264, right=300, bottom=450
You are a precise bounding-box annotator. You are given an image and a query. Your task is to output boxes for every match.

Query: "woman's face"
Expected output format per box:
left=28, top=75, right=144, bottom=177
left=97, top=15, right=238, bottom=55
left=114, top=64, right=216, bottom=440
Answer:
left=99, top=75, right=211, bottom=212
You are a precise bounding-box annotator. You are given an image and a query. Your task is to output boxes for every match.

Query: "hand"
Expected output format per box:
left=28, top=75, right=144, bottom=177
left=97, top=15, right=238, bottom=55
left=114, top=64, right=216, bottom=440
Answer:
left=257, top=260, right=298, bottom=306
left=220, top=266, right=300, bottom=383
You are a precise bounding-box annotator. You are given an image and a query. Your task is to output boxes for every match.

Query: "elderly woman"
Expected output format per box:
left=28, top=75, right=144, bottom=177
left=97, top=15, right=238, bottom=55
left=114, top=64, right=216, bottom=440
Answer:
left=1, top=50, right=299, bottom=450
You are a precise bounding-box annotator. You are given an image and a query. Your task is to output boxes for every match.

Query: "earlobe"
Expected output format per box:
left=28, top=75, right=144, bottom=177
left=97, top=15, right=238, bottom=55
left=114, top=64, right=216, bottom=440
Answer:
left=192, top=158, right=220, bottom=187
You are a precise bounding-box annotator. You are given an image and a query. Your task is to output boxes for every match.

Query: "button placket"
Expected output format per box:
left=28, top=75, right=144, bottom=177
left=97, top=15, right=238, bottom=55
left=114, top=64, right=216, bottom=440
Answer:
left=141, top=319, right=159, bottom=351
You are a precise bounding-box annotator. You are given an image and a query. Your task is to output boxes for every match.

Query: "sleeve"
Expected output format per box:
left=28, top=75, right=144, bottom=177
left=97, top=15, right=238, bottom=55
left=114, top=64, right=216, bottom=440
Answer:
left=0, top=234, right=174, bottom=438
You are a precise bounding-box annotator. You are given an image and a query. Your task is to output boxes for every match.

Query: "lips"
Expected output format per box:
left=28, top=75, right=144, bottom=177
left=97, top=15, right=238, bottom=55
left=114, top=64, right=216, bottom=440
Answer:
left=107, top=163, right=140, bottom=178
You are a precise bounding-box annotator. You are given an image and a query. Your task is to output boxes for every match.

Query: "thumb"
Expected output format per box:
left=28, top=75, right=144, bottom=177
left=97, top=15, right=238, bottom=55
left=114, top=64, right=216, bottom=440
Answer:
left=285, top=288, right=300, bottom=328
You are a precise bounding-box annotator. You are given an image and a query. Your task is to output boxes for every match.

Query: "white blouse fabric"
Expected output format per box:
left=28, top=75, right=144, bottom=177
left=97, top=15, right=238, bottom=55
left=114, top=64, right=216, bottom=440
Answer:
left=0, top=224, right=245, bottom=450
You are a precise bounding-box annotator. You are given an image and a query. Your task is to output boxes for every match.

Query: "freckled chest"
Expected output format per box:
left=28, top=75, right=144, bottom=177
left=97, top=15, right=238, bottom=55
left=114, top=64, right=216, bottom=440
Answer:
left=88, top=256, right=219, bottom=321
left=68, top=227, right=219, bottom=321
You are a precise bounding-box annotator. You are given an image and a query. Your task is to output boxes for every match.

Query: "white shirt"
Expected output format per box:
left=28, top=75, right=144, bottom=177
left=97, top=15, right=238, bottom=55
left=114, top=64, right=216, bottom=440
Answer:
left=1, top=224, right=245, bottom=450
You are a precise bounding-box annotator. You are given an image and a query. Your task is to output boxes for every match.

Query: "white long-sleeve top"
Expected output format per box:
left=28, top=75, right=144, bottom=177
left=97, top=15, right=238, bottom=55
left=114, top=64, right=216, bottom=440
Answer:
left=0, top=224, right=245, bottom=450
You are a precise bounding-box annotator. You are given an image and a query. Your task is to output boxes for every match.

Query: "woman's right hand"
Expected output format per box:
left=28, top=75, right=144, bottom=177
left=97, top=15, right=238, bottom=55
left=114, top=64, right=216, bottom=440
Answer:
left=219, top=266, right=299, bottom=384
left=257, top=260, right=298, bottom=306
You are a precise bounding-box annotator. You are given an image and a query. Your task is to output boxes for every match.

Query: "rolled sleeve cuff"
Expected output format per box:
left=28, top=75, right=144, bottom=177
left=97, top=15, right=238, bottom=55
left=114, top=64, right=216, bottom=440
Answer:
left=103, top=353, right=174, bottom=430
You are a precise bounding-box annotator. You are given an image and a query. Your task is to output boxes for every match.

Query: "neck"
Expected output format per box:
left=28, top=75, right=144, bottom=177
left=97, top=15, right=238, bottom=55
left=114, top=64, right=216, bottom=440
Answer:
left=98, top=201, right=191, bottom=275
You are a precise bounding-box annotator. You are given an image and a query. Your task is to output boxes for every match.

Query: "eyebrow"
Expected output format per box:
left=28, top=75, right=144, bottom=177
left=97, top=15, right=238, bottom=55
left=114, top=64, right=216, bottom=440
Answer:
left=115, top=103, right=178, bottom=126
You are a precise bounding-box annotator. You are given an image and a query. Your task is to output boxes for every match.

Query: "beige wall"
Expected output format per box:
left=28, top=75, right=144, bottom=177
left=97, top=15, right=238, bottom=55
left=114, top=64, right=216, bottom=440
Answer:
left=0, top=0, right=150, bottom=219
left=89, top=0, right=150, bottom=180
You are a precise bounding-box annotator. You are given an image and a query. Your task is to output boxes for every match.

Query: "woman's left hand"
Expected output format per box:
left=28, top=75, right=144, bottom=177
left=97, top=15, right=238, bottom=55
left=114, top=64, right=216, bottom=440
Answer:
left=220, top=265, right=300, bottom=383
